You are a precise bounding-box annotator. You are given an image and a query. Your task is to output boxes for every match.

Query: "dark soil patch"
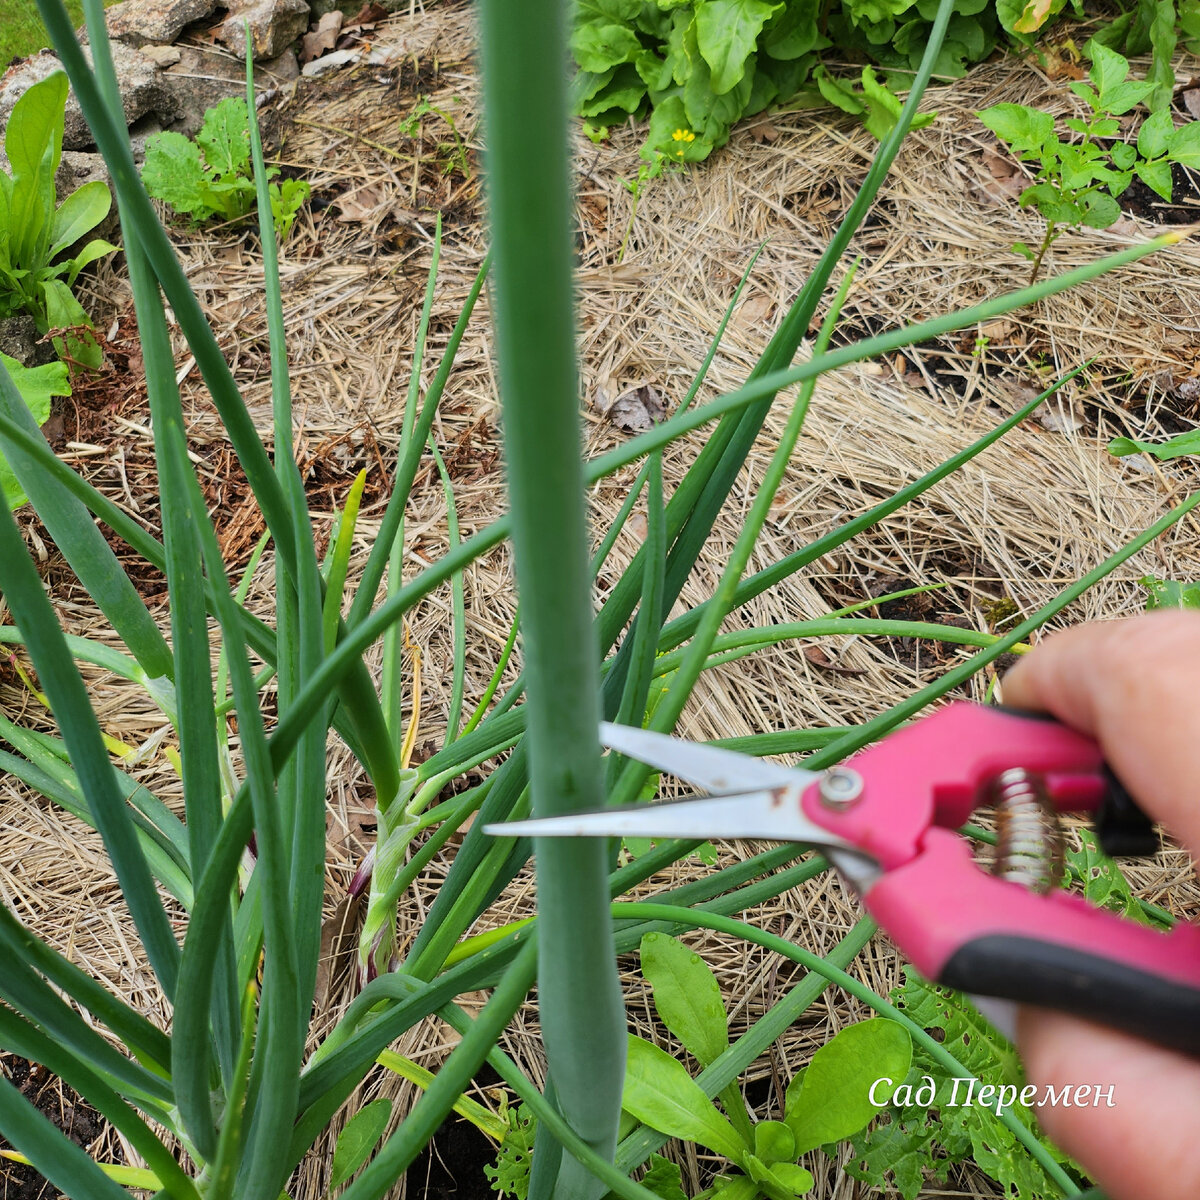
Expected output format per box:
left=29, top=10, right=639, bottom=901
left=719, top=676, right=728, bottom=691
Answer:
left=1118, top=160, right=1200, bottom=225
left=407, top=1061, right=503, bottom=1200
left=410, top=1111, right=496, bottom=1200
left=0, top=1056, right=117, bottom=1200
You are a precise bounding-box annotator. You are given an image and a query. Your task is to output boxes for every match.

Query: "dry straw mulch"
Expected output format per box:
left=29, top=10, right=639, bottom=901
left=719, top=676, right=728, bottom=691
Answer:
left=4, top=4, right=1200, bottom=1197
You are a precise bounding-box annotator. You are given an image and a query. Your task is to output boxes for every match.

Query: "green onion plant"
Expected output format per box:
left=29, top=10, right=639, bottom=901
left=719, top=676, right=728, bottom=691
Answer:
left=0, top=0, right=1188, bottom=1196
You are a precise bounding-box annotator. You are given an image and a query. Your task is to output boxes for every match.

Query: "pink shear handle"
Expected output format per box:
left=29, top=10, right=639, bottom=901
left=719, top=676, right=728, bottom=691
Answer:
left=868, top=830, right=1200, bottom=1055
left=801, top=703, right=1127, bottom=870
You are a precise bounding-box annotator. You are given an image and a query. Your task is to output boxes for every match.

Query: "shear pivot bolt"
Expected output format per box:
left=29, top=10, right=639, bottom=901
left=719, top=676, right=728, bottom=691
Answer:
left=819, top=767, right=864, bottom=809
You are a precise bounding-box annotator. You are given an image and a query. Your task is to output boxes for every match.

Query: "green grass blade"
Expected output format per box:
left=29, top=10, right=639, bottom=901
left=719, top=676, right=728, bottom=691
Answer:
left=336, top=940, right=540, bottom=1200
left=430, top=437, right=467, bottom=742
left=651, top=617, right=1023, bottom=677
left=595, top=6, right=952, bottom=679
left=802, top=481, right=1200, bottom=772
left=611, top=261, right=859, bottom=811
left=436, top=1004, right=665, bottom=1200
left=323, top=471, right=367, bottom=653
left=0, top=900, right=171, bottom=1072
left=657, top=367, right=1082, bottom=651
left=582, top=238, right=1169, bottom=501
left=170, top=472, right=304, bottom=1178
left=349, top=254, right=490, bottom=627
left=244, top=46, right=331, bottom=1050
left=207, top=980, right=260, bottom=1200
left=0, top=1006, right=196, bottom=1198
left=0, top=493, right=180, bottom=993
left=83, top=0, right=242, bottom=1088
left=0, top=939, right=172, bottom=1106
left=0, top=745, right=192, bottom=903
left=0, top=365, right=171, bottom=680
left=588, top=243, right=765, bottom=585
left=460, top=607, right=519, bottom=738
left=35, top=0, right=297, bottom=574
left=382, top=219, right=441, bottom=754
left=607, top=453, right=665, bottom=794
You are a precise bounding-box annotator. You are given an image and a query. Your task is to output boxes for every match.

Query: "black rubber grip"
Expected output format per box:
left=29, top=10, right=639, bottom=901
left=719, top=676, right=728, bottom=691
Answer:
left=1095, top=766, right=1159, bottom=857
left=940, top=935, right=1200, bottom=1056
left=995, top=705, right=1159, bottom=857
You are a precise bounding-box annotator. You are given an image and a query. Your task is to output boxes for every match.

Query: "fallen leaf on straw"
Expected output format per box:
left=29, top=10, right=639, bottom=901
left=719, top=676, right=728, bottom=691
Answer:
left=301, top=11, right=344, bottom=64
left=594, top=381, right=668, bottom=433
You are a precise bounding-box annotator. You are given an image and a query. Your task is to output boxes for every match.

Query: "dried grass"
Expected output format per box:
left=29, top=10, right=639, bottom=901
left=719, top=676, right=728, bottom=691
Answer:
left=4, top=4, right=1200, bottom=1197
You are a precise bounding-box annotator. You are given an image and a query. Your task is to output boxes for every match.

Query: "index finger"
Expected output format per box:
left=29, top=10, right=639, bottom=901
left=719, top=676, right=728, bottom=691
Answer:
left=1002, top=610, right=1200, bottom=856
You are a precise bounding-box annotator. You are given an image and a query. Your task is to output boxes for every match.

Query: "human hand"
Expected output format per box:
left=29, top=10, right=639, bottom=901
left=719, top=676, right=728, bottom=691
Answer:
left=1002, top=611, right=1200, bottom=1199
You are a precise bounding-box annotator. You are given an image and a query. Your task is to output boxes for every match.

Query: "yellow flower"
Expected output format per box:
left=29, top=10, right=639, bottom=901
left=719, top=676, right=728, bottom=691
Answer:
left=671, top=127, right=696, bottom=144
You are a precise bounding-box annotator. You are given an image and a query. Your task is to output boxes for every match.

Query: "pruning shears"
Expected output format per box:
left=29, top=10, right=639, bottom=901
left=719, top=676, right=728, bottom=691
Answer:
left=485, top=702, right=1200, bottom=1055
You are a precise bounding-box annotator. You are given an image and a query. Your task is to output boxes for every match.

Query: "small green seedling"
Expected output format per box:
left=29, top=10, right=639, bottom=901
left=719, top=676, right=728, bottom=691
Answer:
left=0, top=71, right=118, bottom=368
left=1109, top=424, right=1200, bottom=461
left=618, top=150, right=674, bottom=263
left=398, top=95, right=472, bottom=178
left=141, top=97, right=310, bottom=238
left=979, top=43, right=1200, bottom=282
left=622, top=933, right=912, bottom=1199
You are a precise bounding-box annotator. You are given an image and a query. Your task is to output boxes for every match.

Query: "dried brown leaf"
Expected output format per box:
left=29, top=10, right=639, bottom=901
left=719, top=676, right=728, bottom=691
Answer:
left=975, top=149, right=1027, bottom=206
left=301, top=10, right=344, bottom=64
left=593, top=381, right=668, bottom=433
left=803, top=644, right=865, bottom=674
left=313, top=891, right=365, bottom=1010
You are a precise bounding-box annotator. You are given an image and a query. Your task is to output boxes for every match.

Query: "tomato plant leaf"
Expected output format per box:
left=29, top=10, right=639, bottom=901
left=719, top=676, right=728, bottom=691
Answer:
left=640, top=1154, right=688, bottom=1200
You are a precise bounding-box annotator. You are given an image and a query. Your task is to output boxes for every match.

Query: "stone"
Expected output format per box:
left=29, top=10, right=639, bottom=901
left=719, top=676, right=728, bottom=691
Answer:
left=0, top=316, right=55, bottom=368
left=0, top=44, right=179, bottom=151
left=104, top=0, right=220, bottom=47
left=160, top=45, right=297, bottom=137
left=221, top=0, right=310, bottom=61
left=308, top=0, right=373, bottom=18
left=139, top=44, right=182, bottom=68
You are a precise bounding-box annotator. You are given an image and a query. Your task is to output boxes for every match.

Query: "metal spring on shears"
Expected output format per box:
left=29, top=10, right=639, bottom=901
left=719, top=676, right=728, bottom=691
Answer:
left=989, top=768, right=1063, bottom=895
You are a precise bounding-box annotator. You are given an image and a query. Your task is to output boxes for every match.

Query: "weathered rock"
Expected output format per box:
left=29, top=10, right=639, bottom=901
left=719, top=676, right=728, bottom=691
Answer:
left=0, top=44, right=179, bottom=151
left=221, top=0, right=310, bottom=60
left=0, top=316, right=55, bottom=368
left=104, top=0, right=220, bottom=47
left=160, top=45, right=297, bottom=137
left=57, top=148, right=111, bottom=196
left=58, top=147, right=116, bottom=243
left=308, top=0, right=372, bottom=18
left=139, top=44, right=182, bottom=68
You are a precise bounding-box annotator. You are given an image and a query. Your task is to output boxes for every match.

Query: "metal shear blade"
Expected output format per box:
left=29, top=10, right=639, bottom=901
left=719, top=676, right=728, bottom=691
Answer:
left=597, top=721, right=800, bottom=793
left=484, top=723, right=879, bottom=888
